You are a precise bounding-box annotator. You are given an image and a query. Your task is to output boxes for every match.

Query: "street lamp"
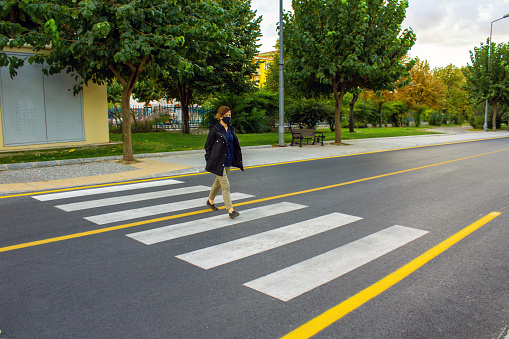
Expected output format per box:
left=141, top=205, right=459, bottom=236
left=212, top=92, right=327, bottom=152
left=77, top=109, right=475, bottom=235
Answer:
left=484, top=13, right=509, bottom=132
left=278, top=0, right=285, bottom=146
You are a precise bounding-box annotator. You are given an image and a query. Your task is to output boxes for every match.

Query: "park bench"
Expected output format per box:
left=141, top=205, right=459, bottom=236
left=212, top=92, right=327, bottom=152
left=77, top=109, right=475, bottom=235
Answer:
left=290, top=127, right=325, bottom=147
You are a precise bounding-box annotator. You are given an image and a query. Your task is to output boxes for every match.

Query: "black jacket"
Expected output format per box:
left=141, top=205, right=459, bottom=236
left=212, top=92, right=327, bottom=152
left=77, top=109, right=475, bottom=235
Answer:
left=205, top=123, right=244, bottom=176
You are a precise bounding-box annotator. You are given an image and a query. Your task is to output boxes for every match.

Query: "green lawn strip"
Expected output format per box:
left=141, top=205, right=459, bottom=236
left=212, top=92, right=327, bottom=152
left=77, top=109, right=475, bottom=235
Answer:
left=0, top=127, right=440, bottom=164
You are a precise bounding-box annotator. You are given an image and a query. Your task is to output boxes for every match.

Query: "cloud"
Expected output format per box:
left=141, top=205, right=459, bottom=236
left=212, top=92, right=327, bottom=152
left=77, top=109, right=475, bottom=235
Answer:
left=403, top=0, right=509, bottom=67
left=251, top=0, right=292, bottom=52
left=252, top=0, right=509, bottom=68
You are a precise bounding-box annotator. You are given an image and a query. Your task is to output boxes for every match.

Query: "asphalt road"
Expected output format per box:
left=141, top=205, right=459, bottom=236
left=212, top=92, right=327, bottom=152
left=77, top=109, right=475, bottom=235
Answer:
left=2, top=138, right=509, bottom=338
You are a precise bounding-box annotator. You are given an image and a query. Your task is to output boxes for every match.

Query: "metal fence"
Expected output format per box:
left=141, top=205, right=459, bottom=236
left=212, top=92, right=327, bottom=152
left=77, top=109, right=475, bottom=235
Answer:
left=108, top=105, right=212, bottom=130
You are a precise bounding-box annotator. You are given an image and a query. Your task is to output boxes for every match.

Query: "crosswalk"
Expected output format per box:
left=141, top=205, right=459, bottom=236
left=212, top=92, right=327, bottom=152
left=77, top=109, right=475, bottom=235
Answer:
left=32, top=178, right=429, bottom=302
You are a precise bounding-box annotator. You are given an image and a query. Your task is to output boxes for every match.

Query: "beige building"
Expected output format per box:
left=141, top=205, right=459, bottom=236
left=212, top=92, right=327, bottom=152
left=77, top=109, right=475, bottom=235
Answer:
left=0, top=46, right=109, bottom=152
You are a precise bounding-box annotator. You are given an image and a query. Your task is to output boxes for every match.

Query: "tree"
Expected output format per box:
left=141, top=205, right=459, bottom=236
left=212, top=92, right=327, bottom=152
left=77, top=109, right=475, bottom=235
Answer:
left=348, top=89, right=360, bottom=132
left=359, top=53, right=414, bottom=127
left=0, top=1, right=51, bottom=75
left=435, top=64, right=469, bottom=124
left=132, top=78, right=165, bottom=107
left=107, top=78, right=123, bottom=126
left=1, top=0, right=226, bottom=161
left=465, top=40, right=509, bottom=131
left=396, top=59, right=446, bottom=125
left=155, top=0, right=261, bottom=134
left=284, top=0, right=415, bottom=143
left=361, top=90, right=398, bottom=126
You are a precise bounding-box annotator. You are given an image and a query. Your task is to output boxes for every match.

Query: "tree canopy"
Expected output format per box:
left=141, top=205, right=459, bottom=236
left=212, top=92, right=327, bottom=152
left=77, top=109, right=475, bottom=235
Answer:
left=435, top=64, right=469, bottom=122
left=396, top=59, right=445, bottom=112
left=284, top=0, right=415, bottom=143
left=155, top=0, right=261, bottom=134
left=465, top=40, right=509, bottom=131
left=0, top=0, right=261, bottom=159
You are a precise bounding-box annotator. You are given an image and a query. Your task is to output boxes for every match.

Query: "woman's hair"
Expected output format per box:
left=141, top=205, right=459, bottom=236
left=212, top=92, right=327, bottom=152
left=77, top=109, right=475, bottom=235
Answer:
left=215, top=106, right=231, bottom=120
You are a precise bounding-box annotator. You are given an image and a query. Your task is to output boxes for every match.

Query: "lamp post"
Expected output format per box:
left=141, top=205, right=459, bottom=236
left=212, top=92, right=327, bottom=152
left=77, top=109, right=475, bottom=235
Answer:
left=484, top=13, right=509, bottom=132
left=278, top=0, right=285, bottom=146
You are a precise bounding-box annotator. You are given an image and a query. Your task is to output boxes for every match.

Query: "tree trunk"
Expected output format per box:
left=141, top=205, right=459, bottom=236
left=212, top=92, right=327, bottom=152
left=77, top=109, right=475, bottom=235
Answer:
left=178, top=81, right=192, bottom=134
left=121, top=86, right=134, bottom=162
left=333, top=80, right=347, bottom=143
left=379, top=101, right=383, bottom=126
left=492, top=101, right=497, bottom=132
left=348, top=93, right=358, bottom=133
left=108, top=58, right=150, bottom=162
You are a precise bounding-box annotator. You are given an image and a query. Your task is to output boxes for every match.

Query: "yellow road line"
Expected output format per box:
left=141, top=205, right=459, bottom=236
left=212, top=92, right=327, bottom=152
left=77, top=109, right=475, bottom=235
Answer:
left=0, top=208, right=212, bottom=253
left=280, top=212, right=501, bottom=339
left=2, top=135, right=508, bottom=199
left=1, top=148, right=508, bottom=253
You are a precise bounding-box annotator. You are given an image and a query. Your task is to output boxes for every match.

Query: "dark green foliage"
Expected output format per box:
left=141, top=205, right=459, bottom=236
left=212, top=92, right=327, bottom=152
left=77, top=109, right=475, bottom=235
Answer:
left=428, top=111, right=445, bottom=126
left=466, top=40, right=509, bottom=130
left=349, top=97, right=379, bottom=126
left=286, top=99, right=335, bottom=129
left=206, top=93, right=274, bottom=134
left=0, top=0, right=261, bottom=159
left=384, top=100, right=407, bottom=126
left=284, top=0, right=415, bottom=142
left=468, top=104, right=503, bottom=129
left=154, top=0, right=262, bottom=134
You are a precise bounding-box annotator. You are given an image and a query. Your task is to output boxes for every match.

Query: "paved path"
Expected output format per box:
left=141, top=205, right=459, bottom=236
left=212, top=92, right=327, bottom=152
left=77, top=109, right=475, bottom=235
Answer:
left=1, top=127, right=508, bottom=195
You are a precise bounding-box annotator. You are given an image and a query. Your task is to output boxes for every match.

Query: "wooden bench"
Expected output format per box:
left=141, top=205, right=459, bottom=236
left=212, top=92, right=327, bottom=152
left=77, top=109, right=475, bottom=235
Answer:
left=290, top=128, right=325, bottom=147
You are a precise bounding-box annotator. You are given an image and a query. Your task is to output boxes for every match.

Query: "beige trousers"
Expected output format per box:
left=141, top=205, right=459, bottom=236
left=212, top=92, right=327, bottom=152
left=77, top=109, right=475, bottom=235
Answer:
left=208, top=167, right=232, bottom=210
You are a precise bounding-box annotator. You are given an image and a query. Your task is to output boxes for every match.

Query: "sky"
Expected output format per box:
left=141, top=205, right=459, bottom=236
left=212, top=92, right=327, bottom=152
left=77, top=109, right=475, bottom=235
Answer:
left=250, top=0, right=509, bottom=69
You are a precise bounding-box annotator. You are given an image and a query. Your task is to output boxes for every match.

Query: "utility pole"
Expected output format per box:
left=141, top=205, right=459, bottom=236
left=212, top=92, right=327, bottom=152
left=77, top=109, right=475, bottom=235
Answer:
left=278, top=0, right=285, bottom=146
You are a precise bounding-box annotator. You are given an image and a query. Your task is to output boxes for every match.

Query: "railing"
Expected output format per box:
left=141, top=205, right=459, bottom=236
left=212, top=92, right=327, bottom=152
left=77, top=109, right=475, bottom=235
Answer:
left=108, top=105, right=213, bottom=129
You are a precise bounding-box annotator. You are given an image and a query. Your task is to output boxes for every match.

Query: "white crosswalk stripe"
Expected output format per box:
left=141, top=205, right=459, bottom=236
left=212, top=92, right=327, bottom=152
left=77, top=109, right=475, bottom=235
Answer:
left=33, top=179, right=184, bottom=201
left=31, top=179, right=430, bottom=302
left=55, top=185, right=210, bottom=212
left=175, top=213, right=362, bottom=269
left=243, top=225, right=429, bottom=301
left=85, top=192, right=254, bottom=225
left=126, top=202, right=308, bottom=245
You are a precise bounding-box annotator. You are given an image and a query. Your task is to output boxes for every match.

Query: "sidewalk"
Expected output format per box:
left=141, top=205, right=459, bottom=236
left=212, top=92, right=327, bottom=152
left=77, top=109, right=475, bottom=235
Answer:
left=1, top=128, right=508, bottom=195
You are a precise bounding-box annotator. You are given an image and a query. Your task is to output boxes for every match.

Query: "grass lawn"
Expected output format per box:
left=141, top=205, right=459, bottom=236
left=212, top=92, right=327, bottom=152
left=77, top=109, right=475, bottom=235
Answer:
left=0, top=126, right=439, bottom=164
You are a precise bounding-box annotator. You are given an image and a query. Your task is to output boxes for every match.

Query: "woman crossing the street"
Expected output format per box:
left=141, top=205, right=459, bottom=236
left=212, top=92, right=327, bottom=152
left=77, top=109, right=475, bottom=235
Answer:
left=204, top=106, right=243, bottom=219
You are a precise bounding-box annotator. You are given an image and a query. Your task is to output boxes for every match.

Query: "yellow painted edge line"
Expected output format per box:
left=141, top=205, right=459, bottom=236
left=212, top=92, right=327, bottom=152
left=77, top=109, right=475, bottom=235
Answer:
left=1, top=148, right=508, bottom=254
left=0, top=207, right=213, bottom=253
left=280, top=212, right=501, bottom=339
left=2, top=135, right=508, bottom=199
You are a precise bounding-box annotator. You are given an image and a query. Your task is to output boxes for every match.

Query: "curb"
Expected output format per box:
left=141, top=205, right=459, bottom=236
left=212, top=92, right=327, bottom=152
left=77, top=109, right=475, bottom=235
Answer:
left=0, top=145, right=273, bottom=171
left=1, top=131, right=503, bottom=171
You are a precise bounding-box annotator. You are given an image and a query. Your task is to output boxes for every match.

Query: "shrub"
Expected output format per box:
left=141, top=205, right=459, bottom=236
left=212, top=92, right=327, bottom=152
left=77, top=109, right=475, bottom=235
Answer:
left=469, top=114, right=484, bottom=129
left=205, top=93, right=274, bottom=133
left=286, top=98, right=335, bottom=129
left=468, top=104, right=502, bottom=129
left=428, top=111, right=444, bottom=126
left=132, top=116, right=157, bottom=133
left=108, top=115, right=159, bottom=134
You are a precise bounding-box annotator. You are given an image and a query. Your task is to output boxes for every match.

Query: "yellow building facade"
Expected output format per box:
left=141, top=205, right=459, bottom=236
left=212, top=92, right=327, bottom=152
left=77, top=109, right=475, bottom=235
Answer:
left=252, top=51, right=276, bottom=88
left=0, top=46, right=109, bottom=151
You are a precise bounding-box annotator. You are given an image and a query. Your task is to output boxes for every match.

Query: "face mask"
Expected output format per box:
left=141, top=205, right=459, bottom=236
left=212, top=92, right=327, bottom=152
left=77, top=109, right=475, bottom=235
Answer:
left=222, top=116, right=231, bottom=124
